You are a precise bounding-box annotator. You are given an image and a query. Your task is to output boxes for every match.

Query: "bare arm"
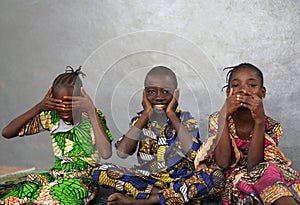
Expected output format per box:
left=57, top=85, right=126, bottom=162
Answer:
left=214, top=110, right=232, bottom=169
left=87, top=108, right=112, bottom=159
left=63, top=87, right=112, bottom=159
left=2, top=88, right=64, bottom=138
left=165, top=89, right=193, bottom=154
left=116, top=90, right=153, bottom=158
left=239, top=92, right=265, bottom=171
left=214, top=88, right=241, bottom=169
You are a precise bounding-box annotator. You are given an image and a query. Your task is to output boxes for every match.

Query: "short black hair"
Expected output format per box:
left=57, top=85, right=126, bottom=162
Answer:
left=52, top=66, right=86, bottom=96
left=144, top=66, right=178, bottom=88
left=222, top=63, right=264, bottom=91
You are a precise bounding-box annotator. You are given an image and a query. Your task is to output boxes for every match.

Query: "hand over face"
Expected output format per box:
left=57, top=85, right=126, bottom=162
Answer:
left=223, top=88, right=243, bottom=117
left=165, top=88, right=179, bottom=115
left=39, top=87, right=65, bottom=112
left=236, top=90, right=265, bottom=123
left=62, top=87, right=95, bottom=114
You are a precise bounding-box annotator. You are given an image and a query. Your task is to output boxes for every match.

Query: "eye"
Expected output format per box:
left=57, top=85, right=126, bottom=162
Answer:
left=249, top=84, right=257, bottom=87
left=163, top=90, right=170, bottom=94
left=147, top=89, right=156, bottom=94
left=231, top=83, right=239, bottom=87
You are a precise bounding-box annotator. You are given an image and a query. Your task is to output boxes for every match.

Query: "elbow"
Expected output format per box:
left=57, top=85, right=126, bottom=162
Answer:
left=216, top=161, right=230, bottom=169
left=215, top=153, right=231, bottom=169
left=247, top=162, right=259, bottom=172
left=101, top=152, right=112, bottom=160
left=116, top=150, right=129, bottom=159
left=100, top=148, right=112, bottom=160
left=2, top=128, right=14, bottom=139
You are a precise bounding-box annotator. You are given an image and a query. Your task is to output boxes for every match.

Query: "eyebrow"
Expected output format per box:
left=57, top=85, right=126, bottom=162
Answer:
left=231, top=78, right=258, bottom=81
left=145, top=86, right=173, bottom=89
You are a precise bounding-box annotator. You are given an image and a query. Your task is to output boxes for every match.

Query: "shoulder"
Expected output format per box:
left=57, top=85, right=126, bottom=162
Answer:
left=177, top=110, right=198, bottom=125
left=40, top=110, right=59, bottom=120
left=179, top=110, right=193, bottom=119
left=209, top=111, right=219, bottom=119
left=265, top=115, right=282, bottom=143
left=130, top=110, right=144, bottom=126
left=209, top=111, right=219, bottom=123
left=39, top=110, right=60, bottom=132
left=82, top=109, right=104, bottom=119
left=265, top=115, right=282, bottom=132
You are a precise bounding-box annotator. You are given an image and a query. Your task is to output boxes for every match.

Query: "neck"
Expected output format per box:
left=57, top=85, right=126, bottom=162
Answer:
left=150, top=111, right=167, bottom=126
left=233, top=109, right=252, bottom=122
left=72, top=111, right=83, bottom=125
left=232, top=109, right=255, bottom=139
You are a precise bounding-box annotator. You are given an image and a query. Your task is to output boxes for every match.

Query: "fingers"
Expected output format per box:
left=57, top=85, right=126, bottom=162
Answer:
left=49, top=97, right=64, bottom=105
left=46, top=87, right=52, bottom=97
left=46, top=98, right=65, bottom=111
left=142, top=89, right=152, bottom=111
left=237, top=92, right=262, bottom=106
left=168, top=88, right=179, bottom=107
left=228, top=88, right=233, bottom=97
left=81, top=87, right=88, bottom=97
left=173, top=88, right=180, bottom=101
left=143, top=89, right=147, bottom=101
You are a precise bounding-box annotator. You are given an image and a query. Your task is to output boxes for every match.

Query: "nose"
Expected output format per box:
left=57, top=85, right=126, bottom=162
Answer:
left=237, top=84, right=248, bottom=94
left=155, top=90, right=165, bottom=100
left=238, top=89, right=247, bottom=94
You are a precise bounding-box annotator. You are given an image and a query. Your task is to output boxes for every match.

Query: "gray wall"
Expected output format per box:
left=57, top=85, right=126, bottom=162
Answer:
left=0, top=0, right=299, bottom=170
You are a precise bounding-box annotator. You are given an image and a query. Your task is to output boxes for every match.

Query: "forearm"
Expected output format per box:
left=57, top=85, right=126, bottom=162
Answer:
left=2, top=104, right=42, bottom=138
left=167, top=111, right=193, bottom=153
left=214, top=114, right=232, bottom=169
left=116, top=111, right=149, bottom=158
left=247, top=122, right=265, bottom=171
left=88, top=109, right=112, bottom=159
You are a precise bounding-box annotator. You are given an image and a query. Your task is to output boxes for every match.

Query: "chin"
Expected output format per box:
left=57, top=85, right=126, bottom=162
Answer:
left=154, top=104, right=167, bottom=111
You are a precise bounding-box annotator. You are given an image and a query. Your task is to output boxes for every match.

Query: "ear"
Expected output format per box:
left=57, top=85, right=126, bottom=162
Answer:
left=261, top=86, right=266, bottom=98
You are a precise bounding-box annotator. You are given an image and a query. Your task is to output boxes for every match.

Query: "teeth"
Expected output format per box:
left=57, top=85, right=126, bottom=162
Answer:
left=154, top=104, right=166, bottom=110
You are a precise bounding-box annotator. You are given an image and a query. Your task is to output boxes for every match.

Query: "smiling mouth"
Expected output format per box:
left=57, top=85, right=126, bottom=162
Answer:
left=154, top=104, right=167, bottom=110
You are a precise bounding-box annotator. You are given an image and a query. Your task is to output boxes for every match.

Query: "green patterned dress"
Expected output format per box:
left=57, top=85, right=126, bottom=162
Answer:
left=0, top=110, right=113, bottom=205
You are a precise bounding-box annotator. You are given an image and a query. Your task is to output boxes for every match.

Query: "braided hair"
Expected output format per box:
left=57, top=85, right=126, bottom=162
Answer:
left=222, top=63, right=264, bottom=91
left=52, top=66, right=86, bottom=96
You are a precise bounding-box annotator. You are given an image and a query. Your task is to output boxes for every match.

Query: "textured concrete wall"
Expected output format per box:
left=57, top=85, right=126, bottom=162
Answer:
left=0, top=0, right=299, bottom=170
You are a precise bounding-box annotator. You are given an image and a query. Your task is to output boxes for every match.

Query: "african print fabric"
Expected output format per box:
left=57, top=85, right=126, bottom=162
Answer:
left=93, top=109, right=224, bottom=204
left=0, top=109, right=113, bottom=205
left=194, top=111, right=300, bottom=205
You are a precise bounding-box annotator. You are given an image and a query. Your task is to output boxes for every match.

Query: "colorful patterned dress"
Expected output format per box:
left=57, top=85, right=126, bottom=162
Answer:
left=93, top=109, right=224, bottom=205
left=194, top=112, right=300, bottom=205
left=0, top=110, right=113, bottom=205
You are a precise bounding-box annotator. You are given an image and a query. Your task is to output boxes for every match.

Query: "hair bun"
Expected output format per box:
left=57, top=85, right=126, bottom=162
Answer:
left=65, top=65, right=86, bottom=77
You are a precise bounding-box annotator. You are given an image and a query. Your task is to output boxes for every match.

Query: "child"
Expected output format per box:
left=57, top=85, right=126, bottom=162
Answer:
left=0, top=66, right=113, bottom=205
left=194, top=63, right=300, bottom=205
left=93, top=66, right=224, bottom=205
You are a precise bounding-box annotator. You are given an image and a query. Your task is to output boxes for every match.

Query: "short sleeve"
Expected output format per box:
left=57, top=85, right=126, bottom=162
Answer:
left=18, top=115, right=42, bottom=137
left=265, top=116, right=283, bottom=145
left=194, top=112, right=220, bottom=169
left=19, top=111, right=61, bottom=137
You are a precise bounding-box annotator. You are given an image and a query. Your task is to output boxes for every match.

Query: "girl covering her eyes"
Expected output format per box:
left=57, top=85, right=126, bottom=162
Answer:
left=1, top=66, right=113, bottom=205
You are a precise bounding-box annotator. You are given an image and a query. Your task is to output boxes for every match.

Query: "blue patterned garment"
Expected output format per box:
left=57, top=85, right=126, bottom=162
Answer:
left=93, top=109, right=223, bottom=204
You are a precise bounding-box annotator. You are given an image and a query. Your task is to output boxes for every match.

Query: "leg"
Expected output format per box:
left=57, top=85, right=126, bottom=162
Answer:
left=273, top=196, right=299, bottom=205
left=186, top=199, right=201, bottom=205
left=107, top=187, right=161, bottom=205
